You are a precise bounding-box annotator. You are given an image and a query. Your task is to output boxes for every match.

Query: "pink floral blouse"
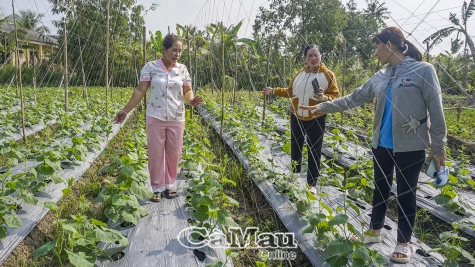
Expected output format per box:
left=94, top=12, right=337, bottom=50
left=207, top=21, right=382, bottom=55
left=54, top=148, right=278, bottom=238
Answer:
left=139, top=59, right=192, bottom=122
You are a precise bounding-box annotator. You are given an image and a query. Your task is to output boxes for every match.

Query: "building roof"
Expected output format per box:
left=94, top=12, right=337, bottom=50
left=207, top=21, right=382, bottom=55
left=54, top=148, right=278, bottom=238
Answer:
left=0, top=23, right=58, bottom=46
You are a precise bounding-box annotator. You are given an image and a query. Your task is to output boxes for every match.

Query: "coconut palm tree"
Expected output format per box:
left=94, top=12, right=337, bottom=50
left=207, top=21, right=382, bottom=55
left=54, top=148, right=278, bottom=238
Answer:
left=424, top=0, right=475, bottom=65
left=15, top=9, right=50, bottom=37
left=364, top=0, right=390, bottom=24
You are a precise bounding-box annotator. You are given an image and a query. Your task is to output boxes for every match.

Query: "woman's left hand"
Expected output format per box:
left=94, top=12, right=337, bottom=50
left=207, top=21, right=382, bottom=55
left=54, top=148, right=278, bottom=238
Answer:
left=314, top=88, right=326, bottom=101
left=189, top=96, right=203, bottom=107
left=299, top=104, right=320, bottom=115
left=426, top=153, right=446, bottom=172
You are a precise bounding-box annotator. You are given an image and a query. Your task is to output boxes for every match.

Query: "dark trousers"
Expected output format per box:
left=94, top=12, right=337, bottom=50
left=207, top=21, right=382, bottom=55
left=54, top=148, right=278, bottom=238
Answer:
left=370, top=146, right=425, bottom=243
left=290, top=114, right=326, bottom=186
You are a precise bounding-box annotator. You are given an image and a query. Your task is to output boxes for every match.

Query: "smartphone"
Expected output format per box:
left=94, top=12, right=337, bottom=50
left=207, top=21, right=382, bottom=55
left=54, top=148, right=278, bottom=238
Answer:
left=311, top=78, right=321, bottom=95
left=426, top=159, right=437, bottom=178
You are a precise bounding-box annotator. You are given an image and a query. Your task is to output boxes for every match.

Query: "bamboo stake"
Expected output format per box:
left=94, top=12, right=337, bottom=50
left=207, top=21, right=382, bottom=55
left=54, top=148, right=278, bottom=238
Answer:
left=78, top=37, right=87, bottom=102
left=187, top=28, right=193, bottom=119
left=105, top=0, right=110, bottom=114
left=133, top=49, right=139, bottom=86
left=64, top=18, right=69, bottom=112
left=194, top=40, right=197, bottom=89
left=210, top=47, right=215, bottom=94
left=232, top=44, right=237, bottom=105
left=247, top=45, right=255, bottom=97
left=220, top=33, right=225, bottom=137
left=142, top=26, right=147, bottom=113
left=262, top=39, right=271, bottom=126
left=341, top=36, right=346, bottom=125
left=33, top=47, right=36, bottom=104
left=12, top=0, right=26, bottom=143
left=283, top=54, right=286, bottom=84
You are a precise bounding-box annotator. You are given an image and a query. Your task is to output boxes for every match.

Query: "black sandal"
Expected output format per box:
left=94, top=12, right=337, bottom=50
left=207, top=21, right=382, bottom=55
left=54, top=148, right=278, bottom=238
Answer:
left=163, top=189, right=178, bottom=199
left=151, top=191, right=162, bottom=202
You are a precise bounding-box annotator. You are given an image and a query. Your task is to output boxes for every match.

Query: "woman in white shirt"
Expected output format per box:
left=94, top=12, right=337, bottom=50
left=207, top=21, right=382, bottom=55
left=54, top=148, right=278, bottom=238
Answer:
left=114, top=34, right=203, bottom=202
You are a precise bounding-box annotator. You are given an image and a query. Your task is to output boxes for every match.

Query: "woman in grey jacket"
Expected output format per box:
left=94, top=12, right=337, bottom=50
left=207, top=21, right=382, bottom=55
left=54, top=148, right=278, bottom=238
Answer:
left=300, top=27, right=447, bottom=263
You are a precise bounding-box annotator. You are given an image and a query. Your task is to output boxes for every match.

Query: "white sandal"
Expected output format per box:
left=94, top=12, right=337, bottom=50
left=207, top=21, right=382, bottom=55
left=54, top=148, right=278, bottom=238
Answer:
left=308, top=186, right=317, bottom=195
left=350, top=232, right=382, bottom=244
left=390, top=244, right=411, bottom=263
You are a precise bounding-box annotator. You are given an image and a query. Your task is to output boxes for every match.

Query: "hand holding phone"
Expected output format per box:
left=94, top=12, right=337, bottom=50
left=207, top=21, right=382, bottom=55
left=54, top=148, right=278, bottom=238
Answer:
left=427, top=159, right=449, bottom=186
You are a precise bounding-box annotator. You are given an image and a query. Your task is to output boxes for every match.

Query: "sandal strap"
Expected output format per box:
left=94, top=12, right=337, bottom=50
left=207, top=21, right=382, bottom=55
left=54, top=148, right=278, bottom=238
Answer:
left=393, top=245, right=411, bottom=257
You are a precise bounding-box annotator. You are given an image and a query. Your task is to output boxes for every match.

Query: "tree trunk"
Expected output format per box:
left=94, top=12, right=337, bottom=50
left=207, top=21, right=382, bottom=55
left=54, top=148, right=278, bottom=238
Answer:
left=463, top=30, right=475, bottom=66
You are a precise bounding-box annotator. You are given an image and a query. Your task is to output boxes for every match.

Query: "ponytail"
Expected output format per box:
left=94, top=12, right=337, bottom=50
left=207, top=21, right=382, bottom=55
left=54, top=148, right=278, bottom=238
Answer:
left=403, top=40, right=422, bottom=61
left=373, top=27, right=423, bottom=61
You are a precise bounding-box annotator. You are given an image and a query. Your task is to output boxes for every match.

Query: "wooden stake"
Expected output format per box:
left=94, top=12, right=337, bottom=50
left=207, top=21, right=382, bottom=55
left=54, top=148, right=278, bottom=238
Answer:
left=105, top=0, right=110, bottom=114
left=64, top=18, right=69, bottom=112
left=262, top=39, right=271, bottom=126
left=12, top=0, right=26, bottom=143
left=142, top=26, right=147, bottom=113
left=220, top=33, right=225, bottom=137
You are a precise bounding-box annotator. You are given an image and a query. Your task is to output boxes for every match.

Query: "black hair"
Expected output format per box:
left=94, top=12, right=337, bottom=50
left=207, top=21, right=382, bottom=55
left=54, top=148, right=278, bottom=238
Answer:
left=162, top=34, right=182, bottom=49
left=372, top=27, right=422, bottom=61
left=304, top=44, right=321, bottom=57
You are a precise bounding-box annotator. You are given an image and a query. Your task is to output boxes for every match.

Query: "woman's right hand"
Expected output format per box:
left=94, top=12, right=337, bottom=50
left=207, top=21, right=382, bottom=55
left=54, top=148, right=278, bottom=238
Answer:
left=262, top=87, right=274, bottom=95
left=114, top=109, right=128, bottom=124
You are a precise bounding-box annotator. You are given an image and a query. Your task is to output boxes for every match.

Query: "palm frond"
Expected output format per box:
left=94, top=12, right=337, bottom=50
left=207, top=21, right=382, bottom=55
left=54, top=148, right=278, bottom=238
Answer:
left=464, top=0, right=475, bottom=21
left=449, top=13, right=461, bottom=27
left=423, top=26, right=457, bottom=50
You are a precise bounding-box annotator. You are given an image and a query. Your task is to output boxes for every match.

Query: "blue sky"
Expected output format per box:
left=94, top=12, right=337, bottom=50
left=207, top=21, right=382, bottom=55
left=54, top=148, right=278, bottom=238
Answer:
left=0, top=0, right=471, bottom=55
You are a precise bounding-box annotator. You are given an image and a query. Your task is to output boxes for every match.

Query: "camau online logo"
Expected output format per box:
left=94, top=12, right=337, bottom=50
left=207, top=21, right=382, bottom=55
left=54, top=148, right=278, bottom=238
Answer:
left=177, top=226, right=298, bottom=250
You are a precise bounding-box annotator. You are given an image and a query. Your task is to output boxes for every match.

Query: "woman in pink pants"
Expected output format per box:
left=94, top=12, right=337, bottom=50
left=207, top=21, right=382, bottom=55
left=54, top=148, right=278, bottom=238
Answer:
left=114, top=34, right=203, bottom=202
